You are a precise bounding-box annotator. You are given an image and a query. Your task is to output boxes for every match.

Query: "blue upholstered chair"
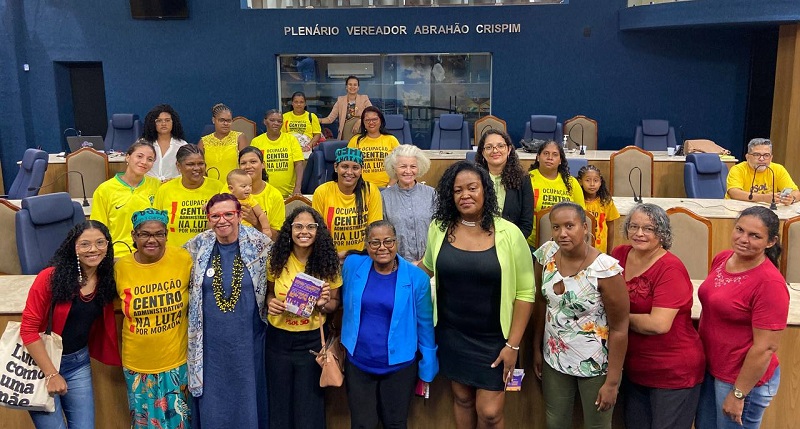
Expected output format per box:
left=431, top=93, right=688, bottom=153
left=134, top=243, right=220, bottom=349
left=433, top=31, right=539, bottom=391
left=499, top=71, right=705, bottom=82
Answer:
left=634, top=119, right=677, bottom=152
left=104, top=113, right=142, bottom=153
left=384, top=114, right=413, bottom=145
left=684, top=153, right=728, bottom=198
left=201, top=124, right=215, bottom=137
left=2, top=148, right=48, bottom=199
left=303, top=140, right=348, bottom=193
left=15, top=192, right=84, bottom=274
left=523, top=115, right=563, bottom=144
left=430, top=114, right=470, bottom=150
left=566, top=158, right=588, bottom=178
left=465, top=151, right=477, bottom=162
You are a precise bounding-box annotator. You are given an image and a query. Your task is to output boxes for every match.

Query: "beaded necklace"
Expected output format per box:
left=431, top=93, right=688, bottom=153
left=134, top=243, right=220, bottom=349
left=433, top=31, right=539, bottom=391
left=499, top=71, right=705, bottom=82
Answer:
left=211, top=252, right=244, bottom=312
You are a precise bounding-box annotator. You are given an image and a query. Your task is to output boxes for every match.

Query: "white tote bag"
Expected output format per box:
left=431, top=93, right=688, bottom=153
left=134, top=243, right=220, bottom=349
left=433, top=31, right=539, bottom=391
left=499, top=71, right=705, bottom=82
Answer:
left=0, top=320, right=63, bottom=412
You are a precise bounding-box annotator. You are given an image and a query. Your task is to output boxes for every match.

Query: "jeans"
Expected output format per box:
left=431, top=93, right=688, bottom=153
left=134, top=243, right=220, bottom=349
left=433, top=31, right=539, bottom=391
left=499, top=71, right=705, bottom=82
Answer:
left=695, top=367, right=780, bottom=429
left=29, top=347, right=95, bottom=429
left=622, top=376, right=701, bottom=429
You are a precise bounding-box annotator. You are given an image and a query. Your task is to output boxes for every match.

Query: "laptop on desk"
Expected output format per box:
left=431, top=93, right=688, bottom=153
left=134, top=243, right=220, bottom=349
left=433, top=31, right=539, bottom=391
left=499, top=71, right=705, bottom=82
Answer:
left=67, top=136, right=105, bottom=152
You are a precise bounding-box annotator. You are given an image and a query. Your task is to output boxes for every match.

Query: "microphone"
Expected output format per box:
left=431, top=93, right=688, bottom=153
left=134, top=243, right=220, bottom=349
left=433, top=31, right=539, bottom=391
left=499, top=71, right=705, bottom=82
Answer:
left=206, top=167, right=221, bottom=180
left=111, top=240, right=133, bottom=254
left=28, top=170, right=90, bottom=207
left=747, top=164, right=766, bottom=201
left=767, top=165, right=777, bottom=210
left=567, top=122, right=585, bottom=154
left=628, top=166, right=643, bottom=203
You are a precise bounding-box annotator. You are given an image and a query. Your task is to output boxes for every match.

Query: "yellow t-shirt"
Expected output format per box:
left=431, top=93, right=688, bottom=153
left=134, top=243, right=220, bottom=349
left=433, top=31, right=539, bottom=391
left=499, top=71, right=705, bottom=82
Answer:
left=153, top=177, right=226, bottom=247
left=584, top=198, right=620, bottom=254
left=201, top=131, right=241, bottom=181
left=312, top=181, right=383, bottom=253
left=237, top=195, right=261, bottom=228
left=90, top=174, right=160, bottom=256
left=527, top=170, right=586, bottom=246
left=725, top=161, right=798, bottom=198
left=347, top=134, right=400, bottom=188
left=267, top=253, right=343, bottom=332
left=251, top=132, right=305, bottom=197
left=115, top=246, right=192, bottom=373
left=281, top=111, right=321, bottom=139
left=250, top=182, right=286, bottom=232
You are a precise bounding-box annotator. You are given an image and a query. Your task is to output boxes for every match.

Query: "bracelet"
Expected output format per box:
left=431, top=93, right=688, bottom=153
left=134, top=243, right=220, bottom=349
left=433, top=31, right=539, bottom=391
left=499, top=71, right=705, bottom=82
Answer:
left=44, top=372, right=59, bottom=387
left=505, top=342, right=520, bottom=351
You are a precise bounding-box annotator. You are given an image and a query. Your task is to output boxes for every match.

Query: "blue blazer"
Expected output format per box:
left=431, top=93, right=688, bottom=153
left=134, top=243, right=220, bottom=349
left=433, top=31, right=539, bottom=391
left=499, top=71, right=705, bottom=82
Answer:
left=341, top=254, right=439, bottom=382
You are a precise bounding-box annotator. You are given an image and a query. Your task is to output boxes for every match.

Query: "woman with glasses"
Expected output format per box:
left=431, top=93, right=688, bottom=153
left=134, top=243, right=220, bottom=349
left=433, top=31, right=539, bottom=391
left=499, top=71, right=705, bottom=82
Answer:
left=265, top=206, right=341, bottom=429
left=142, top=104, right=188, bottom=182
left=342, top=220, right=437, bottom=429
left=610, top=204, right=704, bottom=429
left=527, top=140, right=584, bottom=246
left=347, top=106, right=400, bottom=188
left=239, top=146, right=286, bottom=241
left=475, top=129, right=534, bottom=239
left=319, top=75, right=373, bottom=143
left=421, top=161, right=533, bottom=428
left=533, top=201, right=629, bottom=429
left=725, top=138, right=799, bottom=205
left=199, top=103, right=249, bottom=181
left=115, top=208, right=192, bottom=428
left=154, top=144, right=226, bottom=247
left=250, top=109, right=306, bottom=198
left=184, top=193, right=272, bottom=428
left=20, top=221, right=120, bottom=428
left=91, top=139, right=160, bottom=256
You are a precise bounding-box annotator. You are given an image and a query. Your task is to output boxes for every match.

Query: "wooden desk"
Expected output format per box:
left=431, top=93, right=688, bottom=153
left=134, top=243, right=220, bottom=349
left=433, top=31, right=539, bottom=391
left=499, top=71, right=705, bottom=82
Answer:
left=7, top=197, right=93, bottom=217
left=37, top=154, right=126, bottom=195
left=422, top=150, right=737, bottom=198
left=1, top=274, right=798, bottom=429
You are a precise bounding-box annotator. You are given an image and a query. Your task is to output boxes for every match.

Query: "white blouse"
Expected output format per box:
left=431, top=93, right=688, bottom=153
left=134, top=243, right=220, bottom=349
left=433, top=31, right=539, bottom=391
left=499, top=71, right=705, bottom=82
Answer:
left=147, top=137, right=188, bottom=182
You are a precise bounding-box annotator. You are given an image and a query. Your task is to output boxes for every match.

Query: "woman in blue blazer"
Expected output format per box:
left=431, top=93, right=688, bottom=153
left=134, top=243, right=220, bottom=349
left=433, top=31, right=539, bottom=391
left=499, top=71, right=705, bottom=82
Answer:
left=341, top=219, right=438, bottom=429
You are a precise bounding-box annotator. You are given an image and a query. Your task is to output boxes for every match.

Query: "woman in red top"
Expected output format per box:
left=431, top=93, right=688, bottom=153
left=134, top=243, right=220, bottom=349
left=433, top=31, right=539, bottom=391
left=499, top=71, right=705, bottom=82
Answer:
left=695, top=206, right=789, bottom=429
left=611, top=203, right=704, bottom=429
left=20, top=221, right=121, bottom=428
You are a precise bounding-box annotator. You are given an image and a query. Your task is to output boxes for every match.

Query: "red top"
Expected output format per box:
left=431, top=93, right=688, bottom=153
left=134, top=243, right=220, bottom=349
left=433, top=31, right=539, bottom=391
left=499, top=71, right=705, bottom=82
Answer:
left=698, top=250, right=789, bottom=386
left=20, top=267, right=121, bottom=366
left=612, top=245, right=705, bottom=389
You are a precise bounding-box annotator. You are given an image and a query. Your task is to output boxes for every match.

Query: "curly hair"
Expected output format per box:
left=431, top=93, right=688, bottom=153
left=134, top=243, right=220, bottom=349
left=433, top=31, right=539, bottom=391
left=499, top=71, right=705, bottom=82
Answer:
left=355, top=106, right=392, bottom=144
left=48, top=221, right=116, bottom=306
left=142, top=104, right=185, bottom=142
left=577, top=165, right=612, bottom=205
left=475, top=129, right=526, bottom=190
left=529, top=140, right=572, bottom=192
left=432, top=160, right=499, bottom=235
left=268, top=206, right=340, bottom=282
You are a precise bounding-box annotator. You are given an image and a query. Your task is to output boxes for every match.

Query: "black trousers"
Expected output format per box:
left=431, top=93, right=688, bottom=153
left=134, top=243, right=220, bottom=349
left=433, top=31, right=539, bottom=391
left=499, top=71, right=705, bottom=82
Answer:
left=344, top=358, right=417, bottom=429
left=622, top=376, right=702, bottom=429
left=266, top=326, right=326, bottom=429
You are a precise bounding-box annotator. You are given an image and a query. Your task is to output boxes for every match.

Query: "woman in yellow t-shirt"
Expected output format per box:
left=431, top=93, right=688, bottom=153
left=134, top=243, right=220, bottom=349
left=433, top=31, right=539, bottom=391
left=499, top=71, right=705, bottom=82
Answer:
left=238, top=146, right=286, bottom=241
left=250, top=109, right=305, bottom=197
left=281, top=92, right=322, bottom=150
left=115, top=208, right=192, bottom=428
left=154, top=144, right=225, bottom=246
left=347, top=106, right=400, bottom=188
left=266, top=206, right=342, bottom=429
left=198, top=103, right=249, bottom=181
left=527, top=140, right=585, bottom=246
left=312, top=147, right=383, bottom=260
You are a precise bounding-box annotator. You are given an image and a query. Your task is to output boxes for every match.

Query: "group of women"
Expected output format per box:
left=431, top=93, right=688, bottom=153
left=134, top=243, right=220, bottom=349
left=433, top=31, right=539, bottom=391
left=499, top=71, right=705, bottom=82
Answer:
left=18, top=93, right=790, bottom=429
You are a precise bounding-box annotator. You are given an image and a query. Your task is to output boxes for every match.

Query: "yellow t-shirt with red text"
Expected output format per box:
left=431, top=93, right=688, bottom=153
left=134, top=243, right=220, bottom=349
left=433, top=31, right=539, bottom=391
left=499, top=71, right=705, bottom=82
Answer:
left=584, top=198, right=620, bottom=254
left=528, top=170, right=585, bottom=246
left=347, top=134, right=400, bottom=188
left=312, top=181, right=383, bottom=253
left=251, top=132, right=305, bottom=197
left=153, top=177, right=226, bottom=246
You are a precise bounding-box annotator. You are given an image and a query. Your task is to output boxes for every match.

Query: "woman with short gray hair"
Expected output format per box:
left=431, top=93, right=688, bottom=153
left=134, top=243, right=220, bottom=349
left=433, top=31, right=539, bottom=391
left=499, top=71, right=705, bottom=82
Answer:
left=610, top=203, right=704, bottom=429
left=381, top=145, right=435, bottom=263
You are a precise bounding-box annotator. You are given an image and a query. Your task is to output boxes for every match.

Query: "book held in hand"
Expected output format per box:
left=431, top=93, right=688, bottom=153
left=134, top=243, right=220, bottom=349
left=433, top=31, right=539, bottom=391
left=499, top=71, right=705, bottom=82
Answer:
left=285, top=272, right=324, bottom=318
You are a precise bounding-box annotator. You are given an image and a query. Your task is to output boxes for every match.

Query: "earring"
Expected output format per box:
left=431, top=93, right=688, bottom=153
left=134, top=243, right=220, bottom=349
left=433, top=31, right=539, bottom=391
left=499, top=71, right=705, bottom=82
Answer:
left=77, top=254, right=84, bottom=284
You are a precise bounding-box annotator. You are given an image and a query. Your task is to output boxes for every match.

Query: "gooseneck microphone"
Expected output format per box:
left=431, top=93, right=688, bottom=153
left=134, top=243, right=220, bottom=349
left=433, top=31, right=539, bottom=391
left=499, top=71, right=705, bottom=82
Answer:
left=767, top=165, right=777, bottom=211
left=628, top=166, right=643, bottom=203
left=567, top=122, right=585, bottom=152
left=206, top=167, right=221, bottom=180
left=747, top=165, right=766, bottom=201
left=28, top=170, right=90, bottom=207
left=111, top=240, right=133, bottom=254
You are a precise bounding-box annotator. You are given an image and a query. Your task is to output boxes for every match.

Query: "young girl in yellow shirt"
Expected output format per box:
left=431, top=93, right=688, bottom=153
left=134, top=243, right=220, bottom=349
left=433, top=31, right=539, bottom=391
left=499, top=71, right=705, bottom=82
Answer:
left=578, top=165, right=619, bottom=254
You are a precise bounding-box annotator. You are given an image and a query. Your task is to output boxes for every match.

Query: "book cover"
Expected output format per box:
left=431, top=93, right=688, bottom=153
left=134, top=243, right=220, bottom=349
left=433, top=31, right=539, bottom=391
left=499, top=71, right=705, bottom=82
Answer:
left=285, top=272, right=324, bottom=318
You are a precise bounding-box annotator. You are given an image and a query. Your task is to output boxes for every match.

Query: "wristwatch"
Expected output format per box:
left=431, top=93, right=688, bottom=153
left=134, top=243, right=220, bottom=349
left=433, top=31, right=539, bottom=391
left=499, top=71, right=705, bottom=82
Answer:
left=733, top=387, right=745, bottom=400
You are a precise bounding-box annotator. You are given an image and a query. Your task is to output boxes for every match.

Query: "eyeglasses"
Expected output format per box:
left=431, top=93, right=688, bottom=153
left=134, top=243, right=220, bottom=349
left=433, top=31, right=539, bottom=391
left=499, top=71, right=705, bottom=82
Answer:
left=367, top=238, right=397, bottom=250
left=748, top=152, right=772, bottom=160
left=215, top=118, right=233, bottom=124
left=626, top=224, right=656, bottom=236
left=155, top=118, right=172, bottom=124
left=76, top=239, right=109, bottom=252
left=363, top=118, right=380, bottom=123
left=483, top=143, right=508, bottom=153
left=208, top=211, right=239, bottom=222
left=134, top=231, right=167, bottom=241
left=291, top=222, right=319, bottom=232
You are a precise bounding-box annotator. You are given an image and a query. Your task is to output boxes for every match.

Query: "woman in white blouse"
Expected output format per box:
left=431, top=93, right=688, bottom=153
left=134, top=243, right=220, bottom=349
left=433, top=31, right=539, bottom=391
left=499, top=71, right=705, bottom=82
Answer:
left=143, top=104, right=188, bottom=182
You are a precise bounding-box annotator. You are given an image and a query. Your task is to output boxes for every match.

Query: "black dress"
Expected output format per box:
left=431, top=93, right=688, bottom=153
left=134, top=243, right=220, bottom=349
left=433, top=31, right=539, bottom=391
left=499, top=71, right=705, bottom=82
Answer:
left=435, top=239, right=506, bottom=390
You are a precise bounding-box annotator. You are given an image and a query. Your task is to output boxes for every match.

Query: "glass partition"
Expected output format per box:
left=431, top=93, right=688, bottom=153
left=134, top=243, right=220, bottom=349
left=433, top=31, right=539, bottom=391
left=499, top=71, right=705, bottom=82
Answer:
left=278, top=53, right=492, bottom=147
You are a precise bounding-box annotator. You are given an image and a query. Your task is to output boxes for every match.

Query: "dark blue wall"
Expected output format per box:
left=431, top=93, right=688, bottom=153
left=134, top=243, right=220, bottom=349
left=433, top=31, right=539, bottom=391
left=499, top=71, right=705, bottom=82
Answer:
left=0, top=0, right=767, bottom=185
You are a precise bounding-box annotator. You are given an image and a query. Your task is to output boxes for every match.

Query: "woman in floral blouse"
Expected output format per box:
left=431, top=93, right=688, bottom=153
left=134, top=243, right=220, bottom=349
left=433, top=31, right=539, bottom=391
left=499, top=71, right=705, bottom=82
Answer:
left=532, top=201, right=629, bottom=429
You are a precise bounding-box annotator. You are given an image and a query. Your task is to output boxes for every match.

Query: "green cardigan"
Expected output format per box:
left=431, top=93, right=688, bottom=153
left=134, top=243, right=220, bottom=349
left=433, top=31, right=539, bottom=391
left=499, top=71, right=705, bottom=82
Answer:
left=423, top=217, right=535, bottom=338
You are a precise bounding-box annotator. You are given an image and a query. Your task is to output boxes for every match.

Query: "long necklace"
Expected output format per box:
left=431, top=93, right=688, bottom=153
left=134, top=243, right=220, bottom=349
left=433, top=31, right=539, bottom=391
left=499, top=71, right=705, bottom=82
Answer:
left=558, top=245, right=590, bottom=278
left=211, top=252, right=244, bottom=313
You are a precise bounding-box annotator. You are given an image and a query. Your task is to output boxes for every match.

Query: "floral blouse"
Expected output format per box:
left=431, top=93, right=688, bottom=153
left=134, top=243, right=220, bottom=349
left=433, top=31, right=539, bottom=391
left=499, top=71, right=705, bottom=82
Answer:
left=533, top=240, right=623, bottom=377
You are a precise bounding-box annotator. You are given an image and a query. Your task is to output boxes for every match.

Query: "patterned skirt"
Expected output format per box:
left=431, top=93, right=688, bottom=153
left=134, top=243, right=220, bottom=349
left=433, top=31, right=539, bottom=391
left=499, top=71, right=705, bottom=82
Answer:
left=124, top=363, right=191, bottom=429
